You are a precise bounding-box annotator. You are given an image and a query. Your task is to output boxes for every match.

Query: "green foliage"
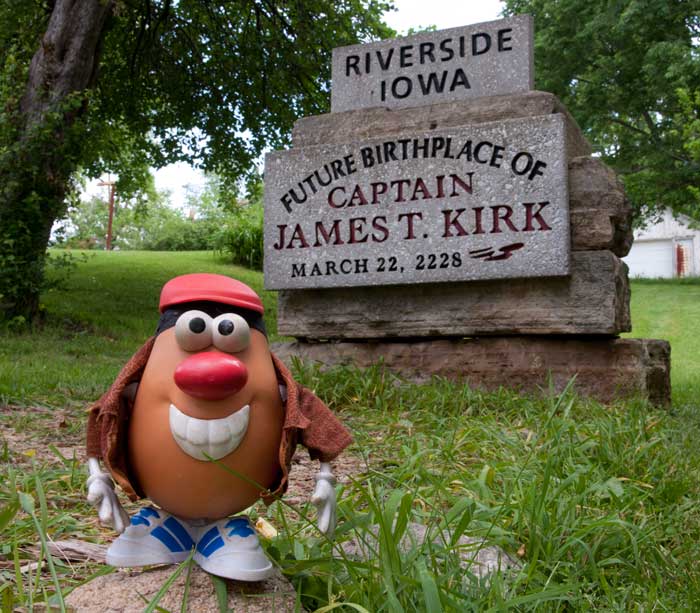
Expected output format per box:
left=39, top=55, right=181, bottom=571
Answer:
left=0, top=0, right=394, bottom=323
left=218, top=202, right=264, bottom=271
left=1, top=255, right=700, bottom=609
left=275, top=365, right=700, bottom=611
left=197, top=174, right=266, bottom=271
left=0, top=4, right=102, bottom=320
left=54, top=195, right=111, bottom=250
left=0, top=454, right=97, bottom=607
left=90, top=1, right=394, bottom=177
left=678, top=87, right=700, bottom=208
left=0, top=92, right=89, bottom=322
left=270, top=363, right=700, bottom=610
left=623, top=277, right=700, bottom=406
left=503, top=0, right=700, bottom=221
left=0, top=250, right=277, bottom=407
left=54, top=175, right=239, bottom=252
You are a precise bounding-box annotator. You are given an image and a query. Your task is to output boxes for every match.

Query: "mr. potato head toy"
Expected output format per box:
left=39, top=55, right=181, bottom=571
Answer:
left=85, top=273, right=351, bottom=581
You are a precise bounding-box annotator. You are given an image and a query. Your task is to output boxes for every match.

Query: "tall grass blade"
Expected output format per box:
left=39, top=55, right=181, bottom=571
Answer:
left=0, top=497, right=19, bottom=533
left=210, top=573, right=229, bottom=613
left=417, top=560, right=443, bottom=612
left=143, top=550, right=194, bottom=613
left=314, top=604, right=372, bottom=613
left=179, top=559, right=194, bottom=613
left=2, top=586, right=14, bottom=612
left=12, top=543, right=25, bottom=605
left=20, top=481, right=67, bottom=613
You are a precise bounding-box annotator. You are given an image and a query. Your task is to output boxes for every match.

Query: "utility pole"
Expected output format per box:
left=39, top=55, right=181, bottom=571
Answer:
left=97, top=178, right=116, bottom=250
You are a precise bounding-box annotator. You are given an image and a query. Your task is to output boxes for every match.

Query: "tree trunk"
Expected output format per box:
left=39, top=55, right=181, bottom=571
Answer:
left=0, top=0, right=114, bottom=323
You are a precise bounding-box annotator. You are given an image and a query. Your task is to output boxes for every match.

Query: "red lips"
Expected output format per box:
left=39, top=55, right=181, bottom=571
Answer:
left=174, top=352, right=248, bottom=400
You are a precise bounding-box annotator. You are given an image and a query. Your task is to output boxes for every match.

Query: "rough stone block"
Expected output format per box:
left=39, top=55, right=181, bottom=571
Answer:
left=277, top=250, right=631, bottom=339
left=331, top=15, right=533, bottom=112
left=265, top=114, right=571, bottom=290
left=569, top=156, right=633, bottom=256
left=293, top=91, right=591, bottom=159
left=272, top=337, right=671, bottom=406
left=339, top=522, right=520, bottom=578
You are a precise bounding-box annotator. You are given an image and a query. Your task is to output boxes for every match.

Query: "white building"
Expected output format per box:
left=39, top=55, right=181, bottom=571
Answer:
left=623, top=209, right=700, bottom=278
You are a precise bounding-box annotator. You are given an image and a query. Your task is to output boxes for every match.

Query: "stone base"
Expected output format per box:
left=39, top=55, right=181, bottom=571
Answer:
left=339, top=522, right=520, bottom=579
left=293, top=91, right=592, bottom=159
left=64, top=564, right=300, bottom=613
left=272, top=337, right=671, bottom=406
left=278, top=251, right=631, bottom=339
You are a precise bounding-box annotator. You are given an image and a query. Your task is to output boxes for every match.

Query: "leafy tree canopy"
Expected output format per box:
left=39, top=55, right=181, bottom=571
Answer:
left=0, top=0, right=393, bottom=323
left=2, top=0, right=393, bottom=191
left=93, top=0, right=392, bottom=179
left=503, top=0, right=700, bottom=221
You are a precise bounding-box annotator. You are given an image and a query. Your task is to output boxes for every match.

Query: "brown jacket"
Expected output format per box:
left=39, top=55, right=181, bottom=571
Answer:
left=86, top=338, right=352, bottom=504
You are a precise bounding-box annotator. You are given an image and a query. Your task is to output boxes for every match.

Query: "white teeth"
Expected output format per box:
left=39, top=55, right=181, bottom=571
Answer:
left=169, top=404, right=250, bottom=461
left=169, top=407, right=188, bottom=436
left=186, top=419, right=208, bottom=445
left=208, top=422, right=231, bottom=444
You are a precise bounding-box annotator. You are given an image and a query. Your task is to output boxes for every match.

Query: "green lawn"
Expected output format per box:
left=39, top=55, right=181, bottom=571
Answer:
left=624, top=277, right=700, bottom=405
left=0, top=251, right=278, bottom=407
left=1, top=251, right=699, bottom=611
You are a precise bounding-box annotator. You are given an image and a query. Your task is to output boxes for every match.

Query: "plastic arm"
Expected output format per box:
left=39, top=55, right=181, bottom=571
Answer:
left=86, top=457, right=129, bottom=534
left=310, top=461, right=337, bottom=539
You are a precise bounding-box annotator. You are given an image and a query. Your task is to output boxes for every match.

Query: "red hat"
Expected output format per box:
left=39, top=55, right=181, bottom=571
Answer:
left=159, top=273, right=264, bottom=314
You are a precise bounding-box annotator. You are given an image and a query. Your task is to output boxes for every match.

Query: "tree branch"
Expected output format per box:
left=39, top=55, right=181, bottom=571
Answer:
left=129, top=0, right=150, bottom=79
left=609, top=117, right=651, bottom=138
left=254, top=4, right=268, bottom=107
left=609, top=116, right=691, bottom=164
left=642, top=110, right=660, bottom=142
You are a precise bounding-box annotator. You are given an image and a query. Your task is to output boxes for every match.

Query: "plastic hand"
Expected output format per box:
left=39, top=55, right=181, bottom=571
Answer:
left=311, top=462, right=337, bottom=539
left=86, top=457, right=129, bottom=534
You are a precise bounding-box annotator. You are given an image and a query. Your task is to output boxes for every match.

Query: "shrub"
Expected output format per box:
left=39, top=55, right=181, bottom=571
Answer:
left=55, top=191, right=228, bottom=252
left=137, top=212, right=225, bottom=251
left=218, top=202, right=264, bottom=270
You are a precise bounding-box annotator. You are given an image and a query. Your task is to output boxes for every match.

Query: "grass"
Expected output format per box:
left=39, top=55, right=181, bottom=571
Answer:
left=0, top=250, right=278, bottom=407
left=1, top=250, right=700, bottom=610
left=282, top=364, right=700, bottom=610
left=623, top=277, right=700, bottom=405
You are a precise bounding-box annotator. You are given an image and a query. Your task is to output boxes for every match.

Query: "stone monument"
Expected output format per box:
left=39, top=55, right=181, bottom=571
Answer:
left=265, top=15, right=671, bottom=405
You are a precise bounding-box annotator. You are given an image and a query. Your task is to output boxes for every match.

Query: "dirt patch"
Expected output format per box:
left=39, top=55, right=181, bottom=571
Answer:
left=0, top=406, right=84, bottom=466
left=283, top=450, right=368, bottom=507
left=65, top=563, right=300, bottom=613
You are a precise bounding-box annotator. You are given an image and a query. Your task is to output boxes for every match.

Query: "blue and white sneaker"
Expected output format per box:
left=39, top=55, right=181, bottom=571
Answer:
left=193, top=517, right=272, bottom=581
left=106, top=507, right=196, bottom=567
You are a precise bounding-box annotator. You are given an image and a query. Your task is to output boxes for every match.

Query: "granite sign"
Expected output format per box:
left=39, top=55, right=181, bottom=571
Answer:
left=263, top=114, right=569, bottom=290
left=262, top=14, right=670, bottom=406
left=331, top=15, right=533, bottom=113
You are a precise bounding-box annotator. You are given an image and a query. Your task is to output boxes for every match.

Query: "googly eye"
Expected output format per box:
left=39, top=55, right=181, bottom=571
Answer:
left=175, top=310, right=213, bottom=352
left=212, top=313, right=250, bottom=353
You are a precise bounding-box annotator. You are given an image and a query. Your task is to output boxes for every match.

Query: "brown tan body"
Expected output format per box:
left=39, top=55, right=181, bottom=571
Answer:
left=127, top=329, right=284, bottom=519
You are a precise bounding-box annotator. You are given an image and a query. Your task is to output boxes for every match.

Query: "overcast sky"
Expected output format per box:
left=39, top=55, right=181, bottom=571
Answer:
left=384, top=0, right=504, bottom=33
left=93, top=1, right=505, bottom=207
